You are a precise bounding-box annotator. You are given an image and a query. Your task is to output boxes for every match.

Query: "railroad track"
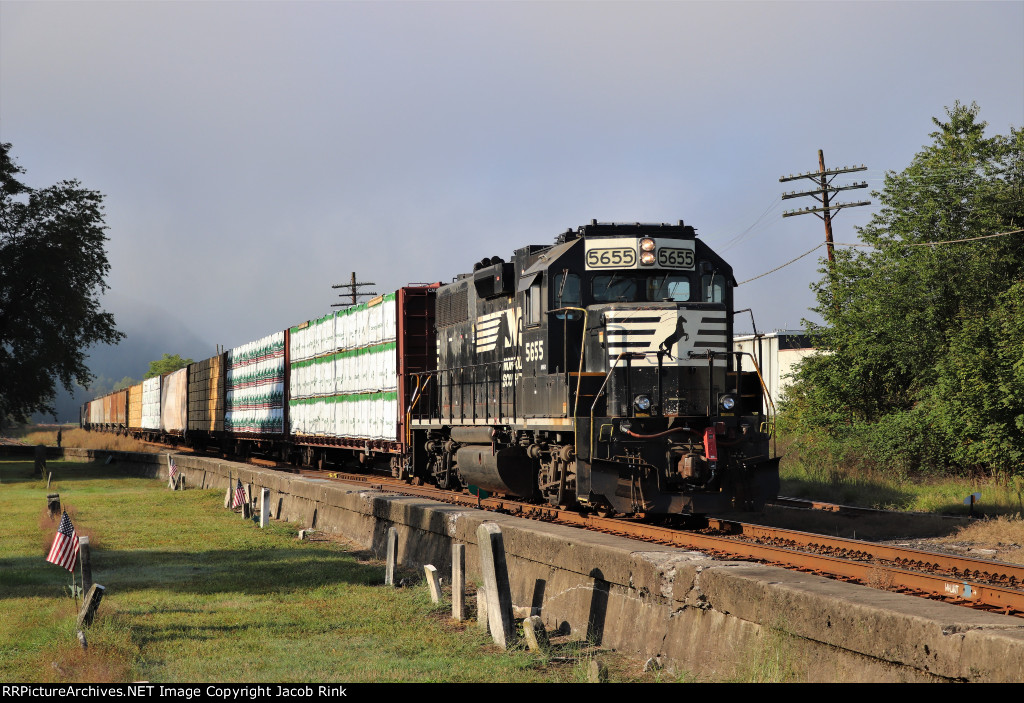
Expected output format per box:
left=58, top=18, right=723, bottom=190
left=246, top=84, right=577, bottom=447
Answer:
left=284, top=464, right=1024, bottom=618
left=771, top=495, right=879, bottom=514
left=771, top=495, right=973, bottom=522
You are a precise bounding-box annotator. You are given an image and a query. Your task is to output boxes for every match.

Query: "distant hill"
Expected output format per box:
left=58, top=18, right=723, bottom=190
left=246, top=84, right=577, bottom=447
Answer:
left=36, top=294, right=212, bottom=423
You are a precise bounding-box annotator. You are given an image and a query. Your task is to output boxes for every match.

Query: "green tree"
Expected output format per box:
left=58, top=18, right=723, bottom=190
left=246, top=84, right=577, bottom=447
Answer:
left=784, top=102, right=1024, bottom=475
left=0, top=143, right=124, bottom=426
left=146, top=353, right=193, bottom=379
left=924, top=281, right=1024, bottom=473
left=113, top=376, right=139, bottom=391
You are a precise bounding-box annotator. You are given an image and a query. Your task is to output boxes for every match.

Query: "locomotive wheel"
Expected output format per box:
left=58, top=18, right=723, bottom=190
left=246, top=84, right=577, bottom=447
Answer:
left=437, top=471, right=454, bottom=491
left=390, top=456, right=407, bottom=480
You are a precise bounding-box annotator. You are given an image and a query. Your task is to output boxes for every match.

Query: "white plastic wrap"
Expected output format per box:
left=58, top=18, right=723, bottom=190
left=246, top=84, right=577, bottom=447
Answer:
left=225, top=330, right=286, bottom=434
left=288, top=294, right=399, bottom=440
left=161, top=368, right=188, bottom=432
left=142, top=376, right=162, bottom=430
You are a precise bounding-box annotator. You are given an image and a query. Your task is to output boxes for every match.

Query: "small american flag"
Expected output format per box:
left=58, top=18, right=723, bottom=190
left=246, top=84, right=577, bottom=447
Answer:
left=46, top=511, right=80, bottom=572
left=169, top=458, right=178, bottom=479
left=232, top=479, right=246, bottom=509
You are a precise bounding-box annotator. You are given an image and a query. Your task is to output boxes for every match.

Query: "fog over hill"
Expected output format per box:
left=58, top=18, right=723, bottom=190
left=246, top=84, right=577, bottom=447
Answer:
left=37, top=292, right=211, bottom=423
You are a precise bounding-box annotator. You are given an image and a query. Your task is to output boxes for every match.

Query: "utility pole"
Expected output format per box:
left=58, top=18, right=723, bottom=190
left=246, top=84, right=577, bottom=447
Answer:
left=780, top=150, right=870, bottom=264
left=331, top=272, right=378, bottom=308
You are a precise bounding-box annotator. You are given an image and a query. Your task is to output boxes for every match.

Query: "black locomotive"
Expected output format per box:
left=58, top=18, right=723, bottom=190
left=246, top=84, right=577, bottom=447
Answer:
left=408, top=220, right=779, bottom=515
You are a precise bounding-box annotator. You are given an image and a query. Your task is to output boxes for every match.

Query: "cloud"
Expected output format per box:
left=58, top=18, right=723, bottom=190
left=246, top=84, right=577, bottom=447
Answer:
left=2, top=0, right=1020, bottom=354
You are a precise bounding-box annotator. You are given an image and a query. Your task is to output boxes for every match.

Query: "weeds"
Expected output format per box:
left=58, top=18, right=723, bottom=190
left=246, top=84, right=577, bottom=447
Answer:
left=2, top=458, right=669, bottom=683
left=936, top=514, right=1024, bottom=564
left=778, top=430, right=1024, bottom=516
left=21, top=429, right=154, bottom=454
left=728, top=616, right=804, bottom=683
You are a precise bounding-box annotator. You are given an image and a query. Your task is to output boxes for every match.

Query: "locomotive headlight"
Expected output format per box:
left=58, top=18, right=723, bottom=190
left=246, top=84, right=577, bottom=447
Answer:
left=720, top=394, right=737, bottom=411
left=634, top=394, right=652, bottom=412
left=639, top=237, right=656, bottom=252
left=640, top=251, right=656, bottom=265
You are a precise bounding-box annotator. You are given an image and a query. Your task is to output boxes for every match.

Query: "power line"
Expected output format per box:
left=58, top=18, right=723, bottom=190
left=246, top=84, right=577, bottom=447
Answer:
left=835, top=227, right=1024, bottom=248
left=718, top=196, right=784, bottom=252
left=738, top=227, right=1024, bottom=285
left=738, top=244, right=824, bottom=285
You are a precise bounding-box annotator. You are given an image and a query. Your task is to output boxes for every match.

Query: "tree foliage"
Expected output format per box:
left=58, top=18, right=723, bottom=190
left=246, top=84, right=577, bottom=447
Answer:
left=113, top=376, right=139, bottom=391
left=146, top=354, right=193, bottom=379
left=0, top=144, right=124, bottom=424
left=783, top=103, right=1024, bottom=475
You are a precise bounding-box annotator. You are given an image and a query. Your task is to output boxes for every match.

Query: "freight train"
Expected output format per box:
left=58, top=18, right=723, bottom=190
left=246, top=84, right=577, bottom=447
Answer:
left=83, top=221, right=779, bottom=515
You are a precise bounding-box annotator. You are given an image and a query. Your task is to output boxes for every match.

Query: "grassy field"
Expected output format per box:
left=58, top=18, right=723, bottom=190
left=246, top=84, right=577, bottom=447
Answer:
left=0, top=459, right=659, bottom=683
left=777, top=435, right=1024, bottom=516
left=768, top=433, right=1024, bottom=561
left=18, top=428, right=156, bottom=454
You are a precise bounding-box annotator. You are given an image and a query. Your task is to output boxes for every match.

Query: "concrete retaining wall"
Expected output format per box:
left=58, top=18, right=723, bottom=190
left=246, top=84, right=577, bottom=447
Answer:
left=33, top=448, right=1024, bottom=682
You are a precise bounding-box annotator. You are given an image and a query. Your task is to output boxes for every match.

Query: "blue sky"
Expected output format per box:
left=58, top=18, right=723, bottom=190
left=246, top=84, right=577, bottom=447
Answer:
left=2, top=1, right=1022, bottom=381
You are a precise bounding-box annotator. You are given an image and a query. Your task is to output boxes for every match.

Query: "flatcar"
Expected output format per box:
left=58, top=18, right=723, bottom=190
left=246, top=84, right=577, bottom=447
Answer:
left=83, top=220, right=779, bottom=515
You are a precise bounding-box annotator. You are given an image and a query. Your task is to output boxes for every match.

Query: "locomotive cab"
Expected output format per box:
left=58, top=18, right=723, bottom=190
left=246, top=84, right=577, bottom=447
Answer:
left=411, top=220, right=779, bottom=516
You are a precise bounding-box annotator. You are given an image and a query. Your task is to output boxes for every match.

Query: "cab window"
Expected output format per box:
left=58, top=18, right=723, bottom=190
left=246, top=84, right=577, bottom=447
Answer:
left=552, top=271, right=582, bottom=320
left=701, top=273, right=725, bottom=303
left=647, top=274, right=691, bottom=302
left=525, top=278, right=543, bottom=325
left=592, top=274, right=639, bottom=302
left=553, top=271, right=582, bottom=309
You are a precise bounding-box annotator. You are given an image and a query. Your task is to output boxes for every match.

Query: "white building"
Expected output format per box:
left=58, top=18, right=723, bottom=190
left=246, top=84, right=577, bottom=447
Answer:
left=733, top=330, right=815, bottom=414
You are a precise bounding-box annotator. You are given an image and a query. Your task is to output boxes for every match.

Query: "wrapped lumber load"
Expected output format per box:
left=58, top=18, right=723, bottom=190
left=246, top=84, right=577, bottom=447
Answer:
left=142, top=376, right=162, bottom=430
left=188, top=353, right=225, bottom=433
left=289, top=293, right=398, bottom=441
left=161, top=368, right=188, bottom=434
left=225, top=331, right=286, bottom=434
left=128, top=382, right=143, bottom=429
left=111, top=389, right=128, bottom=426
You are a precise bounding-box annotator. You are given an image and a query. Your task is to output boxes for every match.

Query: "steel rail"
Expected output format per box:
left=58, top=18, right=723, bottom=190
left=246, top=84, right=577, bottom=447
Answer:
left=770, top=495, right=970, bottom=522
left=771, top=495, right=874, bottom=514
left=567, top=513, right=1024, bottom=615
left=705, top=518, right=1024, bottom=587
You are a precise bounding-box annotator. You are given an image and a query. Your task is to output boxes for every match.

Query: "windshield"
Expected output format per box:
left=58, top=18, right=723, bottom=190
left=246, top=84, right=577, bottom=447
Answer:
left=647, top=273, right=691, bottom=302
left=593, top=273, right=692, bottom=303
left=592, top=274, right=639, bottom=302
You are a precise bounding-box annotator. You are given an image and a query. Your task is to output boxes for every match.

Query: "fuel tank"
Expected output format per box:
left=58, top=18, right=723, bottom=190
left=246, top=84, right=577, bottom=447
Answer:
left=455, top=445, right=535, bottom=498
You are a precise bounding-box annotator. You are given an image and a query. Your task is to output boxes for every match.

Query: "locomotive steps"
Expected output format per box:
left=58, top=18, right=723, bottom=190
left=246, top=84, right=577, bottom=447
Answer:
left=55, top=447, right=1024, bottom=682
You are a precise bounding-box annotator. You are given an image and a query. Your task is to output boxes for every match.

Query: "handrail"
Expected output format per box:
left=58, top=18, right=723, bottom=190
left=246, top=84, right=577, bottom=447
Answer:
left=731, top=351, right=775, bottom=415
left=408, top=360, right=517, bottom=425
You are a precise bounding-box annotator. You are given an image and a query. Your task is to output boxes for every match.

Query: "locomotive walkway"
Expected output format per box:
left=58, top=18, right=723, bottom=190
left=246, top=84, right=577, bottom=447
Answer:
left=34, top=446, right=1024, bottom=682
